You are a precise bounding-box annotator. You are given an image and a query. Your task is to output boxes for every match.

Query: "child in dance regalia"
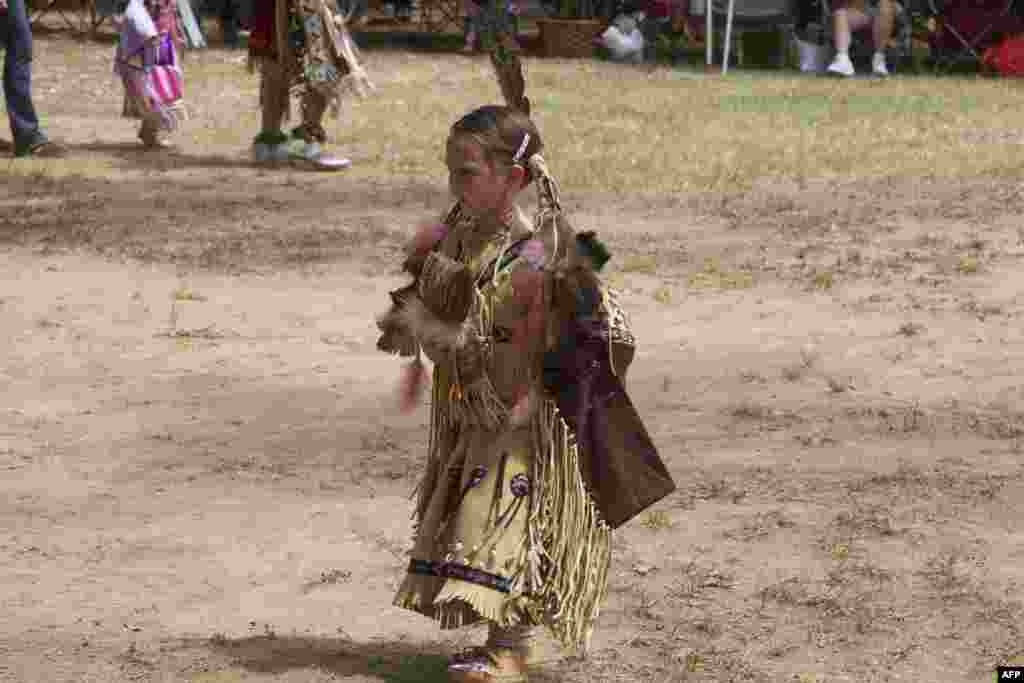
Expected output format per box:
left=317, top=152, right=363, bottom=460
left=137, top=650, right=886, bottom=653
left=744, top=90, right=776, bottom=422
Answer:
left=377, top=74, right=676, bottom=683
left=247, top=0, right=371, bottom=169
left=113, top=0, right=186, bottom=148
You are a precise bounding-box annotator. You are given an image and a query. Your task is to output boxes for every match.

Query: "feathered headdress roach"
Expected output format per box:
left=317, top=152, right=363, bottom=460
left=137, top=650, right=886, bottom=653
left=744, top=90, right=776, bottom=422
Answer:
left=484, top=12, right=531, bottom=115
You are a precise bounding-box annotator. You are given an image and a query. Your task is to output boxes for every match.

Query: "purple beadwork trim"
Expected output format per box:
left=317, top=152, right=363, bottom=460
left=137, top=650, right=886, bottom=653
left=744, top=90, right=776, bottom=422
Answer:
left=409, top=558, right=513, bottom=593
left=509, top=473, right=530, bottom=498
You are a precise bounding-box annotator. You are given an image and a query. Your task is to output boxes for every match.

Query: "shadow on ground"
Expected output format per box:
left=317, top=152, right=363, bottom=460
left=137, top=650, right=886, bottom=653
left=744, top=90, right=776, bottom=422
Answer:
left=0, top=172, right=436, bottom=270
left=73, top=141, right=259, bottom=171
left=200, top=634, right=569, bottom=682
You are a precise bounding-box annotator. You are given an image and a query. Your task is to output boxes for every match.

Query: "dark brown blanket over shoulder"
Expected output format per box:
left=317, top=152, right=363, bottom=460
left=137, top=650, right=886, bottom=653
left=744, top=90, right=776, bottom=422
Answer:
left=543, top=270, right=676, bottom=530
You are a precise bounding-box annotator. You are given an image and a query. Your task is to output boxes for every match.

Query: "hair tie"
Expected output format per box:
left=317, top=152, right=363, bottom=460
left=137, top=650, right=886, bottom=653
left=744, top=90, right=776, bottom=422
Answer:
left=526, top=153, right=547, bottom=181
left=513, top=133, right=530, bottom=164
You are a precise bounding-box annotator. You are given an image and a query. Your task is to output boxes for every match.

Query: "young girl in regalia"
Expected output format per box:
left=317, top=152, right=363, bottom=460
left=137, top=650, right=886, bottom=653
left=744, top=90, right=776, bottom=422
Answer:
left=377, top=54, right=676, bottom=683
left=113, top=0, right=186, bottom=148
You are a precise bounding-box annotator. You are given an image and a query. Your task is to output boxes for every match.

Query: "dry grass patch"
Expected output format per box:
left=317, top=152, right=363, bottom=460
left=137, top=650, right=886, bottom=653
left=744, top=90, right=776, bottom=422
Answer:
left=639, top=509, right=675, bottom=530
left=812, top=269, right=834, bottom=290
left=828, top=504, right=899, bottom=540
left=6, top=38, right=1024, bottom=201
left=674, top=474, right=749, bottom=509
left=652, top=284, right=673, bottom=304
left=960, top=299, right=1005, bottom=321
left=619, top=254, right=658, bottom=274
left=688, top=257, right=754, bottom=290
left=10, top=41, right=1024, bottom=192
left=782, top=346, right=818, bottom=382
left=739, top=370, right=767, bottom=384
left=917, top=549, right=975, bottom=598
left=730, top=400, right=771, bottom=420
left=722, top=508, right=795, bottom=541
left=956, top=254, right=981, bottom=274
left=897, top=321, right=925, bottom=337
left=173, top=286, right=207, bottom=302
left=826, top=375, right=854, bottom=394
left=667, top=561, right=736, bottom=606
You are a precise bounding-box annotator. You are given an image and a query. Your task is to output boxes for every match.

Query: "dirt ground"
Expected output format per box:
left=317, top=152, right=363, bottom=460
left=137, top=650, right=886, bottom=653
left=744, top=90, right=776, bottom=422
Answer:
left=3, top=31, right=1024, bottom=683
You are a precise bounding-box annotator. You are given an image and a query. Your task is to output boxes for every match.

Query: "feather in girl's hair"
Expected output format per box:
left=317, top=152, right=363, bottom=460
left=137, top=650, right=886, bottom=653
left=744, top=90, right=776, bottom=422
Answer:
left=488, top=26, right=529, bottom=113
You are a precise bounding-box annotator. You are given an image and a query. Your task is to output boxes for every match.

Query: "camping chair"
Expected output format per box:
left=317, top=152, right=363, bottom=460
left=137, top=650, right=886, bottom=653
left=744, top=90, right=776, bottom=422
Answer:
left=819, top=0, right=915, bottom=71
left=690, top=0, right=796, bottom=73
left=926, top=0, right=1019, bottom=71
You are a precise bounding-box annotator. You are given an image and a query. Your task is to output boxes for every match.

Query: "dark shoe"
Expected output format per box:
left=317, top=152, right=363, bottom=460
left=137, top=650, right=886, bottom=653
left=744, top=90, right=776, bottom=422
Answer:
left=139, top=129, right=172, bottom=149
left=15, top=140, right=67, bottom=158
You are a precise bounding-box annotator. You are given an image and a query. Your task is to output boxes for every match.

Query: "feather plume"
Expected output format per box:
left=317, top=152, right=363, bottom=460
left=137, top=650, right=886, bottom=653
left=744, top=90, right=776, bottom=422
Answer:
left=488, top=23, right=530, bottom=113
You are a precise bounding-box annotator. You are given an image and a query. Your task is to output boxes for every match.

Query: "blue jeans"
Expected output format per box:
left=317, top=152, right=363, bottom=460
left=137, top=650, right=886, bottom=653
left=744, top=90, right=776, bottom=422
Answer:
left=1, top=0, right=48, bottom=153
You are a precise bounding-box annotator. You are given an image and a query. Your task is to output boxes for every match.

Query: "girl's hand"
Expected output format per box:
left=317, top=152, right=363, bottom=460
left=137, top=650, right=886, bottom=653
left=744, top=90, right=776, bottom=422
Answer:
left=507, top=268, right=545, bottom=354
left=407, top=221, right=449, bottom=256
left=403, top=221, right=449, bottom=276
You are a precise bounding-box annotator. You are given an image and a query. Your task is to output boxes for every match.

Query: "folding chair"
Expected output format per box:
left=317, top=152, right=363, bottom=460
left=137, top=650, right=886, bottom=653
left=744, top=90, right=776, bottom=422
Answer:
left=691, top=0, right=796, bottom=73
left=926, top=0, right=1018, bottom=71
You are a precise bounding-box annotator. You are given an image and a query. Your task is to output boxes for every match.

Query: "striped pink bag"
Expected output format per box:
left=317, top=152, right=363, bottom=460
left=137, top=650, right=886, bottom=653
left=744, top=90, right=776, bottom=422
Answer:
left=146, top=33, right=182, bottom=106
left=149, top=64, right=182, bottom=105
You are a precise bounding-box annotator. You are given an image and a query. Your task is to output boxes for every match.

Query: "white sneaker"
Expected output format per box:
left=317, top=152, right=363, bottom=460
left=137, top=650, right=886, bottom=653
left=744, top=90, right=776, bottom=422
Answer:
left=290, top=142, right=352, bottom=171
left=252, top=141, right=291, bottom=164
left=252, top=142, right=270, bottom=162
left=872, top=52, right=890, bottom=76
left=827, top=53, right=855, bottom=77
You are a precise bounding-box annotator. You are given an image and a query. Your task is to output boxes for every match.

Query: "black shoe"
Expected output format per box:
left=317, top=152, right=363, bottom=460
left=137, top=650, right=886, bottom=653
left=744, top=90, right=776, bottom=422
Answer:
left=15, top=140, right=67, bottom=158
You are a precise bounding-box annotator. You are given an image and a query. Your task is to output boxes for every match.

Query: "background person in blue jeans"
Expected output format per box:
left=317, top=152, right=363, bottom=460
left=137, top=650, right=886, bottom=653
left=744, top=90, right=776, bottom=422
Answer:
left=1, top=0, right=64, bottom=157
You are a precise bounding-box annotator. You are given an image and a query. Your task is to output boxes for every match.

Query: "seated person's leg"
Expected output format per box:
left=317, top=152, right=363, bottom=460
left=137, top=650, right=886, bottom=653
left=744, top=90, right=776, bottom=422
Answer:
left=641, top=14, right=661, bottom=62
left=827, top=2, right=871, bottom=76
left=395, top=0, right=413, bottom=20
left=221, top=0, right=241, bottom=47
left=870, top=0, right=897, bottom=75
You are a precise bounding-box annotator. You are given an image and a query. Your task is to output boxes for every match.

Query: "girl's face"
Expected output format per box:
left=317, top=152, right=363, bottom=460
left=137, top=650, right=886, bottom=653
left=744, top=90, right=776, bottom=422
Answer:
left=445, top=135, right=524, bottom=220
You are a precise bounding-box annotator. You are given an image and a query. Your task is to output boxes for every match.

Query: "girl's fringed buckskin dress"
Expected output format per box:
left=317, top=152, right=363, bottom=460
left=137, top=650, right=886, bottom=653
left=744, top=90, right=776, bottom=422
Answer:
left=376, top=79, right=676, bottom=681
